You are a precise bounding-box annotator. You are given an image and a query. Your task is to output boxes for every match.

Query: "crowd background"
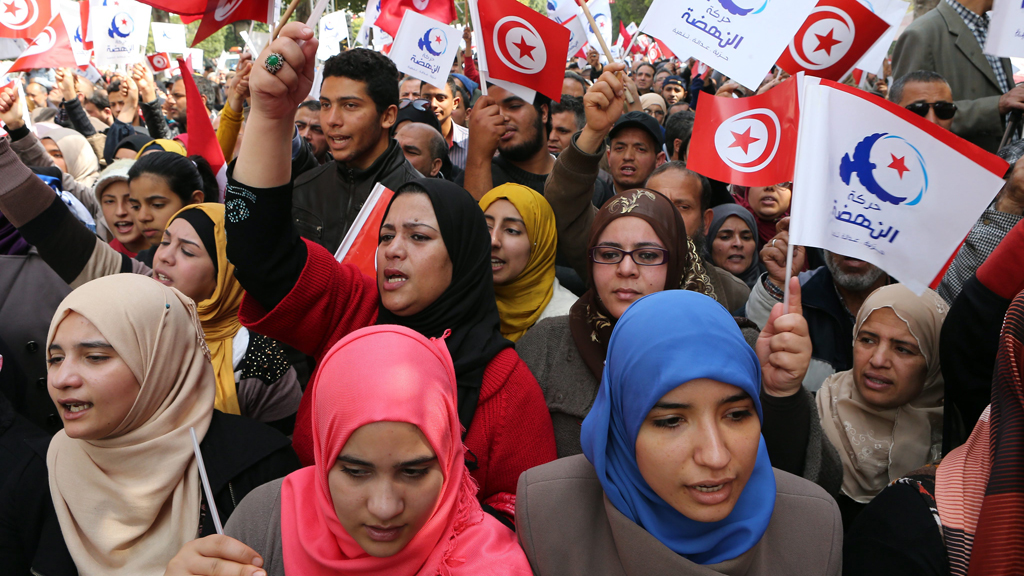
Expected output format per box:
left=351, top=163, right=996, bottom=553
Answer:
left=1, top=0, right=1024, bottom=574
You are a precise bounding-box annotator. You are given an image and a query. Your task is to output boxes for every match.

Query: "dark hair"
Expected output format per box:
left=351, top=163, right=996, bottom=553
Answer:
left=171, top=75, right=218, bottom=111
left=426, top=127, right=447, bottom=163
left=297, top=100, right=322, bottom=112
left=664, top=110, right=696, bottom=160
left=551, top=95, right=585, bottom=131
left=634, top=62, right=656, bottom=76
left=649, top=161, right=711, bottom=213
left=107, top=78, right=122, bottom=94
left=86, top=89, right=109, bottom=111
left=420, top=75, right=460, bottom=99
left=128, top=152, right=217, bottom=203
left=563, top=71, right=587, bottom=95
left=888, top=70, right=949, bottom=105
left=322, top=48, right=399, bottom=115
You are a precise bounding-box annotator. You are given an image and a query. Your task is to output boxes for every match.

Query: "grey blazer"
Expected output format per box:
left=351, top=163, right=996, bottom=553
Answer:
left=892, top=1, right=1014, bottom=153
left=516, top=455, right=843, bottom=576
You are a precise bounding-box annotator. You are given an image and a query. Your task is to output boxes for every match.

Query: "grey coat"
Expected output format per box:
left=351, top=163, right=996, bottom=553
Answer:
left=516, top=455, right=843, bottom=576
left=892, top=1, right=1014, bottom=153
left=224, top=478, right=286, bottom=576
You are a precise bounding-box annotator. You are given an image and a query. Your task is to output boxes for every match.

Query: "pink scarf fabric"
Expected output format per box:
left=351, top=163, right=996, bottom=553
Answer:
left=279, top=325, right=531, bottom=575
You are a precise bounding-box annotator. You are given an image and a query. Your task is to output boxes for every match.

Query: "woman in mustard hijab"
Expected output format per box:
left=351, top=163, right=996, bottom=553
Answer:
left=479, top=184, right=578, bottom=342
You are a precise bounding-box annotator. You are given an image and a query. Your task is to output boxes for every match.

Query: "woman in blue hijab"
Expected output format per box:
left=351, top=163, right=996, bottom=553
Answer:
left=515, top=290, right=843, bottom=575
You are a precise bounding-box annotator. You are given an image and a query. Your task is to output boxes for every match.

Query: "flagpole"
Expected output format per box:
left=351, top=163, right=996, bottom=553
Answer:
left=467, top=0, right=487, bottom=96
left=782, top=240, right=794, bottom=315
left=272, top=0, right=305, bottom=40
left=579, top=1, right=633, bottom=104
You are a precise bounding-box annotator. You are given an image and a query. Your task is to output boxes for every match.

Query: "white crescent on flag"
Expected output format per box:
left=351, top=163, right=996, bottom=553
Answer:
left=22, top=25, right=56, bottom=56
left=493, top=16, right=547, bottom=74
left=0, top=0, right=39, bottom=30
left=787, top=6, right=856, bottom=70
left=714, top=108, right=781, bottom=173
left=214, top=0, right=245, bottom=21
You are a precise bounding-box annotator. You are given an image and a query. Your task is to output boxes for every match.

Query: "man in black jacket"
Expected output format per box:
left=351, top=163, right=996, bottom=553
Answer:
left=292, top=49, right=421, bottom=254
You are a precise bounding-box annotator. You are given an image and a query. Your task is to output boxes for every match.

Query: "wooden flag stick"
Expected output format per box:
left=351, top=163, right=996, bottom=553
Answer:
left=272, top=0, right=304, bottom=41
left=579, top=1, right=633, bottom=104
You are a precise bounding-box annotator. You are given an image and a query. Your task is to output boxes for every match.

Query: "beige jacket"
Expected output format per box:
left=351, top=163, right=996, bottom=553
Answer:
left=893, top=1, right=1014, bottom=153
left=516, top=454, right=843, bottom=576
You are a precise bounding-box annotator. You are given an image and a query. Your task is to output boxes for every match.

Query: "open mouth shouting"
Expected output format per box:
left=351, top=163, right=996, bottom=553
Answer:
left=382, top=268, right=409, bottom=291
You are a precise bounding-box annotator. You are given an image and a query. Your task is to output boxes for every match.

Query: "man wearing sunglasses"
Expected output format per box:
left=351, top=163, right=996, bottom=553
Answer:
left=893, top=0, right=1024, bottom=153
left=889, top=70, right=957, bottom=131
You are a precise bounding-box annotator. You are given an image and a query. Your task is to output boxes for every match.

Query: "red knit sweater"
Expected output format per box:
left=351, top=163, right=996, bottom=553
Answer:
left=239, top=239, right=557, bottom=507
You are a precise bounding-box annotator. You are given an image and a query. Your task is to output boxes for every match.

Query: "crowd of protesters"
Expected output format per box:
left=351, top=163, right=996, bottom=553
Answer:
left=0, top=0, right=1023, bottom=574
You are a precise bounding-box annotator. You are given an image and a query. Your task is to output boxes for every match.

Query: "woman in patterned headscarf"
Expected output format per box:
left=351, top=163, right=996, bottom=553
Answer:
left=518, top=189, right=716, bottom=457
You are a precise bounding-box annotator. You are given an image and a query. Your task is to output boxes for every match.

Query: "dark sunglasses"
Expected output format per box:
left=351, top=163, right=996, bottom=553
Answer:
left=399, top=98, right=431, bottom=111
left=905, top=101, right=957, bottom=120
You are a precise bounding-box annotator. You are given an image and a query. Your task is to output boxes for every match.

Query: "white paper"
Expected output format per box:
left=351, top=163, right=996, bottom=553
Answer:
left=152, top=22, right=186, bottom=54
left=93, top=0, right=151, bottom=66
left=639, top=0, right=818, bottom=90
left=188, top=47, right=205, bottom=72
left=388, top=10, right=460, bottom=88
left=563, top=15, right=588, bottom=62
left=317, top=10, right=350, bottom=61
left=985, top=0, right=1024, bottom=58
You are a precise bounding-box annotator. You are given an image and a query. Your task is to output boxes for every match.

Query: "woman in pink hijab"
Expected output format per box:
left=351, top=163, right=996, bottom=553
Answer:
left=165, top=325, right=531, bottom=576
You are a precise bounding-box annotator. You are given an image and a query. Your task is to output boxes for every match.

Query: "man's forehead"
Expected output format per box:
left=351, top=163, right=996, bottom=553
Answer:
left=611, top=126, right=656, bottom=147
left=897, top=80, right=953, bottom=105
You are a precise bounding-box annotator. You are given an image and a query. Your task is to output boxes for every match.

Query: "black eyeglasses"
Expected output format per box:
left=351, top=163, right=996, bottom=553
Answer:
left=399, top=98, right=431, bottom=111
left=905, top=101, right=957, bottom=120
left=590, top=246, right=668, bottom=266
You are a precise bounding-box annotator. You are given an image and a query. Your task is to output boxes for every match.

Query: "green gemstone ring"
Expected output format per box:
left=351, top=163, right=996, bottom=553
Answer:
left=264, top=52, right=284, bottom=75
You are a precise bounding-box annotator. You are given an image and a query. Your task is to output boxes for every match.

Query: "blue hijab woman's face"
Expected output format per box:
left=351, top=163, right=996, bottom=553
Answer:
left=634, top=378, right=761, bottom=523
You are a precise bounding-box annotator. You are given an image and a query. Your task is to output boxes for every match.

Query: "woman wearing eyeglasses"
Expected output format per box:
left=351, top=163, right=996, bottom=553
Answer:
left=517, top=189, right=720, bottom=457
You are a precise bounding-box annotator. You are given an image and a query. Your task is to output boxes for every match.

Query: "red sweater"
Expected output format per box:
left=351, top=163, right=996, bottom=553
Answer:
left=240, top=239, right=557, bottom=506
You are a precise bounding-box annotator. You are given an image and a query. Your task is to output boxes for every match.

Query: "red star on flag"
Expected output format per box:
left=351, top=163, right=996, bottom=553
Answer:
left=435, top=35, right=442, bottom=43
left=513, top=35, right=536, bottom=60
left=888, top=154, right=910, bottom=179
left=3, top=1, right=18, bottom=15
left=813, top=28, right=842, bottom=56
left=729, top=127, right=760, bottom=155
left=121, top=18, right=128, bottom=26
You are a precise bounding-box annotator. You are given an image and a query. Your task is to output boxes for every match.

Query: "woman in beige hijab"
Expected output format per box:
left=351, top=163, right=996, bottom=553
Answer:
left=41, top=127, right=100, bottom=188
left=816, top=283, right=946, bottom=527
left=38, top=274, right=298, bottom=576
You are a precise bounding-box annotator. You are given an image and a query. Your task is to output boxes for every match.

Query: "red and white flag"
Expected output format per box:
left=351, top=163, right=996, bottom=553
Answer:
left=789, top=78, right=1009, bottom=294
left=334, top=183, right=395, bottom=278
left=177, top=55, right=227, bottom=195
left=687, top=78, right=799, bottom=187
left=471, top=0, right=570, bottom=102
left=192, top=0, right=275, bottom=46
left=147, top=51, right=171, bottom=71
left=132, top=0, right=206, bottom=16
left=79, top=0, right=92, bottom=49
left=9, top=14, right=78, bottom=72
left=618, top=20, right=631, bottom=49
left=0, top=0, right=53, bottom=39
left=375, top=0, right=456, bottom=38
left=776, top=0, right=890, bottom=82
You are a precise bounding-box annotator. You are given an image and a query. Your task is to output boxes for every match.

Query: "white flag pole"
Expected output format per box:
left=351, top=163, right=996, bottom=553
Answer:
left=579, top=1, right=632, bottom=104
left=467, top=0, right=487, bottom=96
left=782, top=241, right=794, bottom=315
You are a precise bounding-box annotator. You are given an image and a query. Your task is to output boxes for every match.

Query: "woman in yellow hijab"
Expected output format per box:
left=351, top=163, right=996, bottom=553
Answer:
left=136, top=138, right=188, bottom=158
left=480, top=184, right=578, bottom=341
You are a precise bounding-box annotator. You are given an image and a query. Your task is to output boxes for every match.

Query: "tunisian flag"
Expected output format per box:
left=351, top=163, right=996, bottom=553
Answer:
left=132, top=0, right=207, bottom=16
left=375, top=0, right=457, bottom=38
left=9, top=14, right=78, bottom=72
left=192, top=0, right=276, bottom=46
left=473, top=0, right=570, bottom=102
left=789, top=77, right=1007, bottom=293
left=147, top=52, right=171, bottom=72
left=0, top=0, right=52, bottom=40
left=177, top=55, right=227, bottom=195
left=688, top=78, right=799, bottom=187
left=776, top=0, right=890, bottom=82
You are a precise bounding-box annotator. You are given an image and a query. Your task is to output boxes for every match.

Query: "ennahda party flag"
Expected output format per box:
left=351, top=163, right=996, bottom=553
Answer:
left=375, top=0, right=456, bottom=38
left=0, top=0, right=52, bottom=39
left=9, top=14, right=78, bottom=72
left=687, top=77, right=799, bottom=187
left=776, top=0, right=890, bottom=81
left=788, top=77, right=1008, bottom=294
left=388, top=10, right=459, bottom=89
left=471, top=0, right=570, bottom=101
left=192, top=0, right=275, bottom=46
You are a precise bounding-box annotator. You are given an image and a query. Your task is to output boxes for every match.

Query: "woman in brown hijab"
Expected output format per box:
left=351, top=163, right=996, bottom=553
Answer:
left=517, top=189, right=715, bottom=456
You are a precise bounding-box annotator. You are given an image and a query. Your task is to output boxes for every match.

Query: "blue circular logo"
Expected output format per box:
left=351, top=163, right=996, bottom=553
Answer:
left=840, top=133, right=929, bottom=206
left=718, top=0, right=771, bottom=16
left=418, top=27, right=448, bottom=57
left=108, top=11, right=134, bottom=39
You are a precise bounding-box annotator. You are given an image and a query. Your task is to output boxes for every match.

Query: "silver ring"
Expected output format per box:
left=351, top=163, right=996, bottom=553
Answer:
left=771, top=239, right=777, bottom=248
left=264, top=52, right=284, bottom=75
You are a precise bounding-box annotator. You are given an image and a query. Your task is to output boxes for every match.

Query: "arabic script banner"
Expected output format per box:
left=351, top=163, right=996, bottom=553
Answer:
left=638, top=0, right=817, bottom=90
left=388, top=10, right=460, bottom=89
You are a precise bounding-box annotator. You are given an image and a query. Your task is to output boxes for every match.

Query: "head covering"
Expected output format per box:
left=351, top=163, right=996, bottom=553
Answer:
left=609, top=110, right=665, bottom=149
left=109, top=133, right=154, bottom=165
left=640, top=92, right=667, bottom=114
left=451, top=73, right=479, bottom=96
left=0, top=212, right=30, bottom=256
left=45, top=274, right=215, bottom=576
left=935, top=292, right=1024, bottom=576
left=479, top=184, right=557, bottom=342
left=817, top=284, right=947, bottom=503
left=569, top=189, right=715, bottom=378
left=376, top=179, right=512, bottom=429
left=164, top=203, right=244, bottom=415
left=580, top=290, right=776, bottom=564
left=662, top=75, right=686, bottom=91
left=279, top=325, right=531, bottom=576
left=705, top=204, right=763, bottom=289
left=136, top=138, right=187, bottom=158
left=731, top=185, right=789, bottom=248
left=396, top=99, right=442, bottom=133
left=43, top=127, right=100, bottom=186
left=92, top=158, right=135, bottom=203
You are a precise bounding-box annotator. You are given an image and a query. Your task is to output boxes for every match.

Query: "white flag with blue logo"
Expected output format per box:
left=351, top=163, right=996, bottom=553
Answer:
left=789, top=77, right=1009, bottom=294
left=317, top=10, right=350, bottom=61
left=93, top=0, right=150, bottom=66
left=388, top=10, right=460, bottom=89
